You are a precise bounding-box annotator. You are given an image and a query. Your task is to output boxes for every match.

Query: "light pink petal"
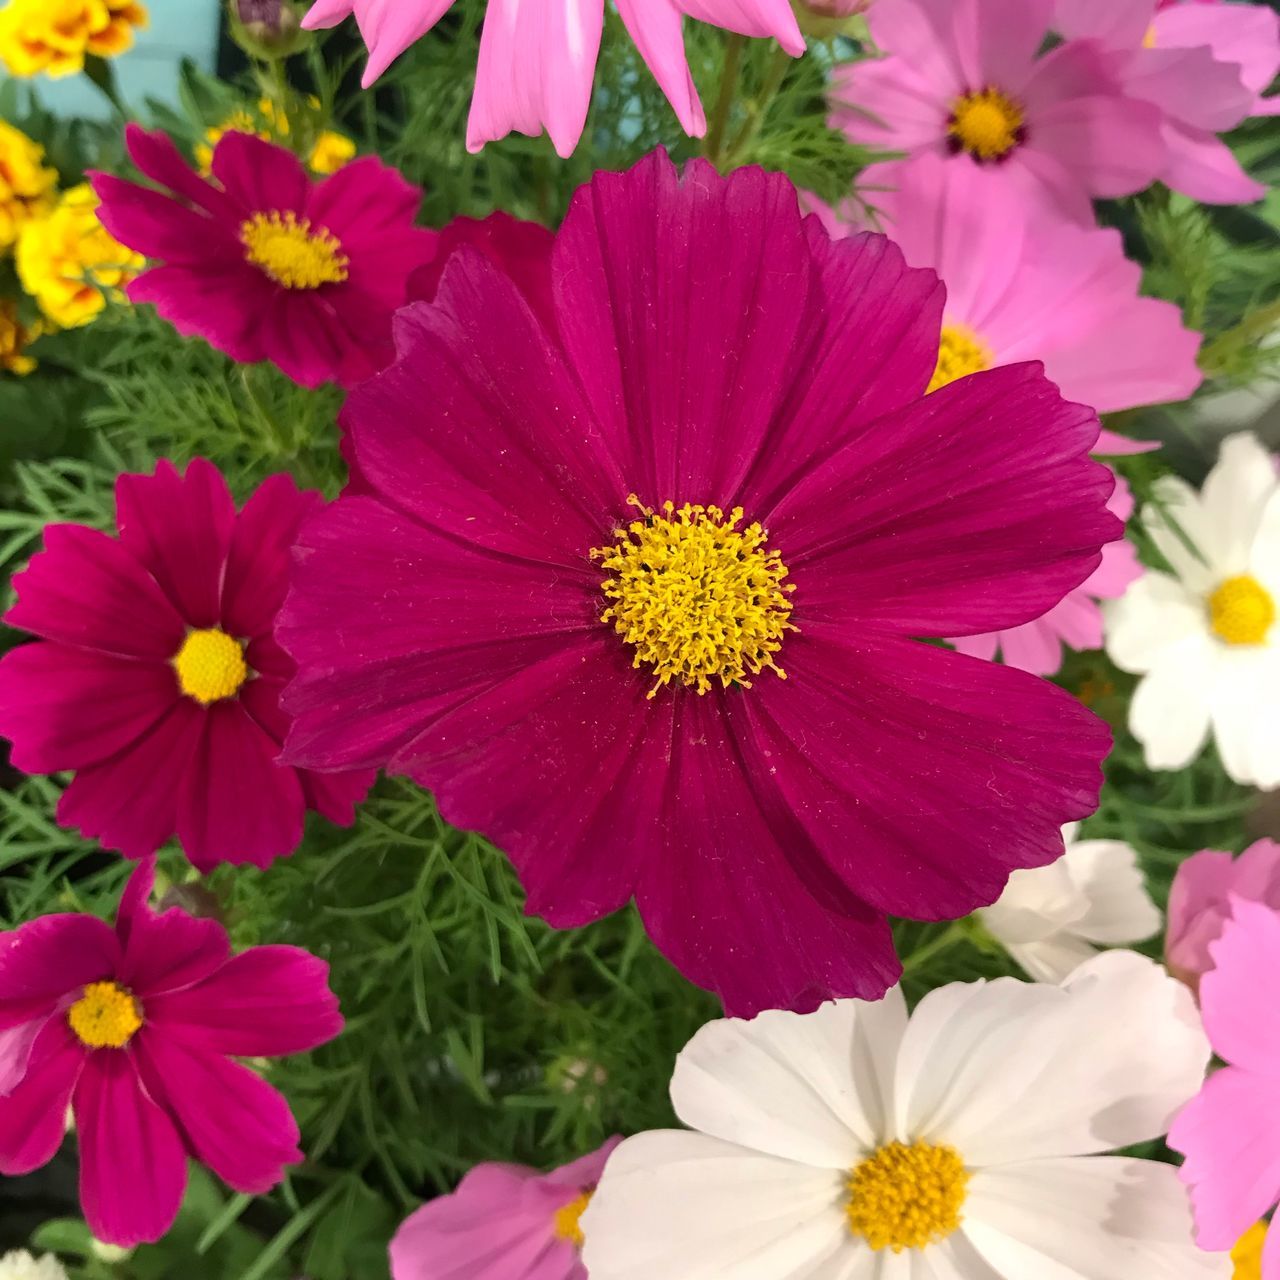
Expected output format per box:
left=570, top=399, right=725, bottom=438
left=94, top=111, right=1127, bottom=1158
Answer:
left=1125, top=45, right=1253, bottom=132
left=830, top=57, right=948, bottom=152
left=962, top=0, right=1055, bottom=92
left=1027, top=94, right=1167, bottom=199
left=1200, top=897, right=1280, bottom=1071
left=1155, top=1, right=1280, bottom=101
left=354, top=0, right=456, bottom=86
left=679, top=0, right=804, bottom=55
left=1095, top=427, right=1161, bottom=455
left=545, top=1136, right=623, bottom=1189
left=951, top=632, right=999, bottom=662
left=1054, top=0, right=1157, bottom=48
left=615, top=0, right=706, bottom=136
left=299, top=0, right=353, bottom=28
left=1161, top=120, right=1267, bottom=204
left=0, top=1019, right=83, bottom=1172
left=996, top=618, right=1067, bottom=676
left=865, top=0, right=969, bottom=90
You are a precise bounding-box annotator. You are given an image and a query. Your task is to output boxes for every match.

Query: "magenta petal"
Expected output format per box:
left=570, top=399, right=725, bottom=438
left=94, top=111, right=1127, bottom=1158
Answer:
left=133, top=1031, right=302, bottom=1195
left=74, top=1051, right=187, bottom=1247
left=0, top=1019, right=83, bottom=1173
left=90, top=173, right=234, bottom=266
left=211, top=130, right=309, bottom=216
left=0, top=913, right=119, bottom=1011
left=123, top=124, right=234, bottom=217
left=298, top=766, right=376, bottom=826
left=144, top=945, right=342, bottom=1057
left=115, top=877, right=230, bottom=1003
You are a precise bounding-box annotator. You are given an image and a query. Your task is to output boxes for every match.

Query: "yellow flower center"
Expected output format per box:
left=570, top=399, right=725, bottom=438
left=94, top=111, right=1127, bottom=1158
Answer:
left=173, top=628, right=249, bottom=703
left=1143, top=25, right=1157, bottom=49
left=68, top=981, right=142, bottom=1049
left=1232, top=1221, right=1267, bottom=1279
left=239, top=210, right=349, bottom=290
left=593, top=496, right=796, bottom=698
left=948, top=87, right=1025, bottom=161
left=552, top=1192, right=592, bottom=1248
left=845, top=1141, right=970, bottom=1253
left=1208, top=575, right=1276, bottom=646
left=928, top=322, right=993, bottom=393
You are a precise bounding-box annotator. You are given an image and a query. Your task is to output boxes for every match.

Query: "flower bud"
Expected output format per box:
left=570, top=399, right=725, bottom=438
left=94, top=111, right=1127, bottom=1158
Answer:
left=791, top=0, right=872, bottom=37
left=228, top=0, right=310, bottom=59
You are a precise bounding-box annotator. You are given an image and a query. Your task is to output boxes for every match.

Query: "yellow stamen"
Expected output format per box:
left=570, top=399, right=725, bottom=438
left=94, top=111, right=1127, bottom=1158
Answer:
left=1143, top=25, right=1157, bottom=49
left=239, top=210, right=349, bottom=290
left=1208, top=575, right=1275, bottom=646
left=68, top=981, right=142, bottom=1049
left=552, top=1192, right=592, bottom=1248
left=948, top=87, right=1025, bottom=161
left=1232, top=1221, right=1267, bottom=1279
left=928, top=322, right=994, bottom=393
left=592, top=496, right=796, bottom=698
left=174, top=628, right=248, bottom=704
left=846, top=1141, right=970, bottom=1253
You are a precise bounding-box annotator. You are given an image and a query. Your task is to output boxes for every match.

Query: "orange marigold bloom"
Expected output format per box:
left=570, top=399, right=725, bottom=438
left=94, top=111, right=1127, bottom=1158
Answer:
left=0, top=0, right=148, bottom=79
left=0, top=120, right=57, bottom=251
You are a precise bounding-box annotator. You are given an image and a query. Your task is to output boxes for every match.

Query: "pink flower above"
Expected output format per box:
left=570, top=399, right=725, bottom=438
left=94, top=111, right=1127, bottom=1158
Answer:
left=830, top=0, right=1167, bottom=221
left=0, top=858, right=343, bottom=1246
left=0, top=457, right=374, bottom=870
left=279, top=151, right=1118, bottom=1017
left=1166, top=839, right=1280, bottom=990
left=90, top=126, right=438, bottom=389
left=301, top=0, right=804, bottom=157
left=390, top=1138, right=621, bottom=1280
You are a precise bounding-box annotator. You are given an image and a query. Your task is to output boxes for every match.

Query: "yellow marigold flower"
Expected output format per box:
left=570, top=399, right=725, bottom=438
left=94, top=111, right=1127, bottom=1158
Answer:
left=196, top=97, right=355, bottom=176
left=16, top=184, right=143, bottom=329
left=0, top=120, right=57, bottom=251
left=307, top=130, right=356, bottom=175
left=0, top=299, right=39, bottom=374
left=0, top=0, right=148, bottom=79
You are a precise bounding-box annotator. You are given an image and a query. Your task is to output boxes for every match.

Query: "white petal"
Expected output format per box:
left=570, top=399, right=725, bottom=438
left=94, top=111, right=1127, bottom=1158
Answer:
left=1127, top=640, right=1215, bottom=771
left=580, top=1130, right=853, bottom=1280
left=1249, top=486, right=1280, bottom=584
left=1006, top=935, right=1098, bottom=984
left=979, top=861, right=1087, bottom=948
left=964, top=1158, right=1231, bottom=1279
left=1208, top=645, right=1280, bottom=788
left=670, top=993, right=907, bottom=1166
left=1063, top=839, right=1162, bottom=946
left=1199, top=432, right=1279, bottom=574
left=1142, top=477, right=1218, bottom=590
left=1104, top=572, right=1205, bottom=674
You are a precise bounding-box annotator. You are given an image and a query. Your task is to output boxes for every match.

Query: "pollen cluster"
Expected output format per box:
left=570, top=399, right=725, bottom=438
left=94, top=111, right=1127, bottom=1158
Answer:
left=948, top=86, right=1026, bottom=161
left=174, top=627, right=249, bottom=704
left=553, top=1192, right=592, bottom=1248
left=928, top=322, right=994, bottom=393
left=845, top=1140, right=970, bottom=1253
left=240, top=210, right=350, bottom=290
left=1208, top=574, right=1276, bottom=647
left=68, top=980, right=143, bottom=1049
left=593, top=497, right=796, bottom=698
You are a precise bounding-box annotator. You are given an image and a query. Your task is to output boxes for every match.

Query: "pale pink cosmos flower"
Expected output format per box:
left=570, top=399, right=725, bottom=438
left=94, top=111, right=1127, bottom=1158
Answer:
left=301, top=0, right=804, bottom=157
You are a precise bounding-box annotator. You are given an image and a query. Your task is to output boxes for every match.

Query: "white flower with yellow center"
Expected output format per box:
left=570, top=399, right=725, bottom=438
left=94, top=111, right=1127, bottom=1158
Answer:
left=582, top=952, right=1227, bottom=1279
left=979, top=824, right=1161, bottom=983
left=1106, top=433, right=1280, bottom=787
left=0, top=1253, right=68, bottom=1280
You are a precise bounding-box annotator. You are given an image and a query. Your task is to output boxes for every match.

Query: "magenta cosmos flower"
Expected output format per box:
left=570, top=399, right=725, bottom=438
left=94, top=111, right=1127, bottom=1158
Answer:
left=831, top=0, right=1167, bottom=220
left=279, top=152, right=1118, bottom=1016
left=90, top=125, right=437, bottom=389
left=301, top=0, right=803, bottom=157
left=0, top=458, right=374, bottom=870
left=1056, top=0, right=1279, bottom=204
left=0, top=857, right=342, bottom=1246
left=390, top=1138, right=621, bottom=1280
left=1168, top=898, right=1280, bottom=1275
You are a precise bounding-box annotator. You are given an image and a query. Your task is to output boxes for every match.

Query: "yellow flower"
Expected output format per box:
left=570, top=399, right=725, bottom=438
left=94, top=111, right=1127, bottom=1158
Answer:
left=0, top=120, right=57, bottom=251
left=1233, top=1221, right=1268, bottom=1279
left=196, top=97, right=355, bottom=176
left=0, top=299, right=39, bottom=374
left=16, top=184, right=144, bottom=329
left=307, top=130, right=356, bottom=175
left=0, top=0, right=148, bottom=79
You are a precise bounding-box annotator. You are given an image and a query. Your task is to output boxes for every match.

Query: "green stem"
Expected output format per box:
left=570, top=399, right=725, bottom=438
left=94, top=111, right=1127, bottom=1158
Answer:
left=82, top=55, right=130, bottom=120
left=724, top=44, right=793, bottom=165
left=1199, top=298, right=1280, bottom=377
left=900, top=921, right=971, bottom=974
left=704, top=33, right=746, bottom=166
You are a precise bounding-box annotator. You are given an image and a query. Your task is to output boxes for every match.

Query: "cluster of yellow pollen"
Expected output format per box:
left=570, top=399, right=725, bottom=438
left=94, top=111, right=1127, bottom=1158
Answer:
left=0, top=120, right=57, bottom=252
left=68, top=980, right=143, bottom=1049
left=0, top=0, right=148, bottom=80
left=948, top=86, right=1026, bottom=161
left=552, top=1192, right=592, bottom=1248
left=1208, top=574, right=1275, bottom=647
left=928, top=322, right=994, bottom=394
left=196, top=96, right=356, bottom=177
left=240, top=210, right=351, bottom=291
left=174, top=627, right=249, bottom=704
left=593, top=497, right=796, bottom=698
left=1232, top=1221, right=1268, bottom=1279
left=845, top=1140, right=970, bottom=1253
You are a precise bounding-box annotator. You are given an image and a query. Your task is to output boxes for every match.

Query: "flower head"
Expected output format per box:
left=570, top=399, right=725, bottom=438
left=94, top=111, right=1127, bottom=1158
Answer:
left=583, top=952, right=1223, bottom=1277
left=16, top=183, right=143, bottom=329
left=390, top=1138, right=622, bottom=1280
left=0, top=1253, right=67, bottom=1280
left=0, top=0, right=148, bottom=78
left=1106, top=433, right=1280, bottom=787
left=280, top=151, right=1117, bottom=1016
left=0, top=858, right=343, bottom=1246
left=0, top=120, right=57, bottom=252
left=0, top=458, right=374, bottom=870
left=91, top=126, right=435, bottom=388
left=195, top=97, right=355, bottom=177
left=0, top=300, right=39, bottom=375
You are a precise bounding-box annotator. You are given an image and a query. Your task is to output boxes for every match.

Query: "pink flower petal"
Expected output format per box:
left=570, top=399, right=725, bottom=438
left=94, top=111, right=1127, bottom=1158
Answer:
left=1161, top=120, right=1268, bottom=204
left=1027, top=92, right=1167, bottom=199
left=0, top=1020, right=83, bottom=1173
left=680, top=0, right=803, bottom=55
left=615, top=0, right=705, bottom=136
left=1200, top=897, right=1280, bottom=1071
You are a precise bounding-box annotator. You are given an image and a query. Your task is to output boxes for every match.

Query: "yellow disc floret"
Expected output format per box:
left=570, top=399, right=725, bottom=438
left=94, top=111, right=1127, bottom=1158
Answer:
left=846, top=1141, right=970, bottom=1253
left=1208, top=575, right=1275, bottom=647
left=948, top=87, right=1025, bottom=161
left=928, top=322, right=994, bottom=393
left=1232, top=1221, right=1267, bottom=1280
left=240, top=211, right=350, bottom=290
left=68, top=980, right=143, bottom=1049
left=593, top=496, right=796, bottom=698
left=552, top=1192, right=592, bottom=1248
left=174, top=628, right=249, bottom=704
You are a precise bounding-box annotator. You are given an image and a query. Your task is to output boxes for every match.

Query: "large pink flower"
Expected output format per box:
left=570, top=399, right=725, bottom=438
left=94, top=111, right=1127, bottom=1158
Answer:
left=390, top=1138, right=621, bottom=1280
left=0, top=458, right=374, bottom=870
left=1056, top=0, right=1279, bottom=203
left=0, top=858, right=343, bottom=1247
left=301, top=0, right=804, bottom=157
left=279, top=152, right=1117, bottom=1017
left=91, top=126, right=437, bottom=389
left=831, top=0, right=1167, bottom=221
left=1168, top=898, right=1280, bottom=1276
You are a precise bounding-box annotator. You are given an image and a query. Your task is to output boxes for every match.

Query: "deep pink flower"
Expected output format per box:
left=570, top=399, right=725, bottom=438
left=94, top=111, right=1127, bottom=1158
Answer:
left=390, top=1138, right=621, bottom=1280
left=279, top=152, right=1117, bottom=1016
left=1166, top=839, right=1280, bottom=989
left=1056, top=0, right=1278, bottom=204
left=0, top=458, right=374, bottom=870
left=1168, top=898, right=1280, bottom=1272
left=301, top=0, right=803, bottom=157
left=90, top=126, right=437, bottom=389
left=0, top=858, right=342, bottom=1246
left=831, top=0, right=1167, bottom=221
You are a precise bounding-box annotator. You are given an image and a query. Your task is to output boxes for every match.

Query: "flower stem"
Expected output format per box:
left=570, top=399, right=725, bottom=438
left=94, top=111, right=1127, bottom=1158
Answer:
left=724, top=44, right=793, bottom=165
left=704, top=33, right=746, bottom=167
left=900, top=921, right=971, bottom=974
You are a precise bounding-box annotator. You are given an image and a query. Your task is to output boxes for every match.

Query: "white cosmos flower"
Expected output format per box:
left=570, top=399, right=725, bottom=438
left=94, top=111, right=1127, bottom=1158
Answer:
left=1105, top=432, right=1280, bottom=787
left=581, top=952, right=1227, bottom=1280
left=0, top=1253, right=68, bottom=1280
left=978, top=824, right=1161, bottom=983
